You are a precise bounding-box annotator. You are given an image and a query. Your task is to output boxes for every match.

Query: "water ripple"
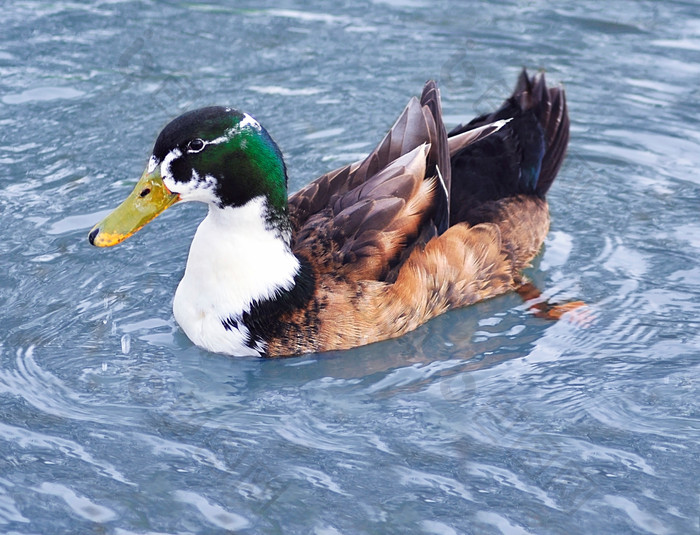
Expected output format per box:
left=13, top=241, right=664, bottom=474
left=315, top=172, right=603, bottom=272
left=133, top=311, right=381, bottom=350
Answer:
left=33, top=482, right=117, bottom=523
left=2, top=86, right=85, bottom=105
left=0, top=480, right=29, bottom=525
left=275, top=413, right=363, bottom=455
left=396, top=467, right=474, bottom=503
left=0, top=347, right=112, bottom=425
left=174, top=490, right=251, bottom=531
left=0, top=421, right=129, bottom=485
left=288, top=466, right=349, bottom=496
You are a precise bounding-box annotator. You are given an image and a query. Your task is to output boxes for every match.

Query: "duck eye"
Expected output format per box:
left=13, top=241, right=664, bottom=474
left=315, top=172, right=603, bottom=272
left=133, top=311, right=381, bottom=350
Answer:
left=187, top=138, right=205, bottom=153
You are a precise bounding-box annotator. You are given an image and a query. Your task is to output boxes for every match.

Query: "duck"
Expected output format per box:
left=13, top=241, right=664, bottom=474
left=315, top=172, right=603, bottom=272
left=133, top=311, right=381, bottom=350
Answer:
left=89, top=69, right=572, bottom=357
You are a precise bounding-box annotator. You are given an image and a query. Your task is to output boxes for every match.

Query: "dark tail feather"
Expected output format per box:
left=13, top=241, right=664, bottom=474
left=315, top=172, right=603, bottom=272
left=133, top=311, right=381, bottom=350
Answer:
left=536, top=81, right=569, bottom=195
left=514, top=70, right=569, bottom=195
left=448, top=69, right=569, bottom=201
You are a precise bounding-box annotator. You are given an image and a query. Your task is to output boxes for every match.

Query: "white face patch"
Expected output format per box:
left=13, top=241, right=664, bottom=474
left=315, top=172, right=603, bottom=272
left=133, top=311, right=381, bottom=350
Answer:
left=158, top=146, right=219, bottom=204
left=165, top=170, right=219, bottom=204
left=147, top=155, right=158, bottom=174
left=239, top=113, right=261, bottom=131
left=205, top=131, right=232, bottom=147
left=160, top=148, right=182, bottom=182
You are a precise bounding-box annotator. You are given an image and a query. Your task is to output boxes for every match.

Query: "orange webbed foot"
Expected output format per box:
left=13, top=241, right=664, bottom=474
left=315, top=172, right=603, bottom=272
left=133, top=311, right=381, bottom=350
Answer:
left=516, top=282, right=592, bottom=325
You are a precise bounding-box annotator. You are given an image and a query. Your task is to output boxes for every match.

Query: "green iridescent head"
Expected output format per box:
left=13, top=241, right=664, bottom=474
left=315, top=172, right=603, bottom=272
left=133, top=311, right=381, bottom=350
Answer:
left=88, top=107, right=288, bottom=247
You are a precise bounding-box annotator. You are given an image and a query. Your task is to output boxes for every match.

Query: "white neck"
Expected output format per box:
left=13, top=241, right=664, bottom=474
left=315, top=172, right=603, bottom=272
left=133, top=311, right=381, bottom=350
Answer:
left=173, top=196, right=299, bottom=356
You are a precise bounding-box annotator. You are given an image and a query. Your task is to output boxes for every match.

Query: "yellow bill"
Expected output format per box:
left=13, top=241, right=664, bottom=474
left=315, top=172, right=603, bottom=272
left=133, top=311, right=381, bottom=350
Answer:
left=88, top=166, right=179, bottom=247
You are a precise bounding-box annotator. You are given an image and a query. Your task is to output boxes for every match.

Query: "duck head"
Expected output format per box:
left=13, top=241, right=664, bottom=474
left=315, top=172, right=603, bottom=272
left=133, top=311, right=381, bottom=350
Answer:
left=88, top=107, right=288, bottom=247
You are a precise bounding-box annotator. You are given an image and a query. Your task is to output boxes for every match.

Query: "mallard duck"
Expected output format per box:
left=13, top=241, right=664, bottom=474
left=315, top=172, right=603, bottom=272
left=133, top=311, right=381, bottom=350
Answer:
left=89, top=69, right=570, bottom=357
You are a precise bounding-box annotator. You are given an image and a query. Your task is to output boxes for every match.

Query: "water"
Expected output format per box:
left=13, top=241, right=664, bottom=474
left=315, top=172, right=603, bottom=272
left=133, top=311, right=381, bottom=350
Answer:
left=1, top=1, right=698, bottom=533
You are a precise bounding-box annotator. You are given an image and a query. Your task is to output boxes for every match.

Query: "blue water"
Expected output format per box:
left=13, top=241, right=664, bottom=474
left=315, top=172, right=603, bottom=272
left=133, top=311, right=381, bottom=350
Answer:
left=1, top=1, right=699, bottom=533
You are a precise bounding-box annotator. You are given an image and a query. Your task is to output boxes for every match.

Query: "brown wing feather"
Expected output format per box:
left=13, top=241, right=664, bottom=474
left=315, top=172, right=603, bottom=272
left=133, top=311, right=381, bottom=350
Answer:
left=290, top=79, right=453, bottom=282
left=288, top=164, right=352, bottom=233
left=293, top=144, right=438, bottom=281
left=288, top=82, right=447, bottom=235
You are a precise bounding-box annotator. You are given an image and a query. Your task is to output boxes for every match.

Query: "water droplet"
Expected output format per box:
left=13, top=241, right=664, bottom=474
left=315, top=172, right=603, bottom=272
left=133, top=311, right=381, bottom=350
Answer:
left=121, top=334, right=131, bottom=354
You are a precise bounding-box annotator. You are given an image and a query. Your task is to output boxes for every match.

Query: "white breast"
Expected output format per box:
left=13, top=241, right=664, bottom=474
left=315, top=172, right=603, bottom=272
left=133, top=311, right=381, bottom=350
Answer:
left=172, top=196, right=299, bottom=356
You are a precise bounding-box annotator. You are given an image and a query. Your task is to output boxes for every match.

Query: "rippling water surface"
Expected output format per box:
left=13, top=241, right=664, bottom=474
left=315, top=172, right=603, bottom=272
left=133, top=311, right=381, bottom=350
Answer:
left=1, top=1, right=699, bottom=534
